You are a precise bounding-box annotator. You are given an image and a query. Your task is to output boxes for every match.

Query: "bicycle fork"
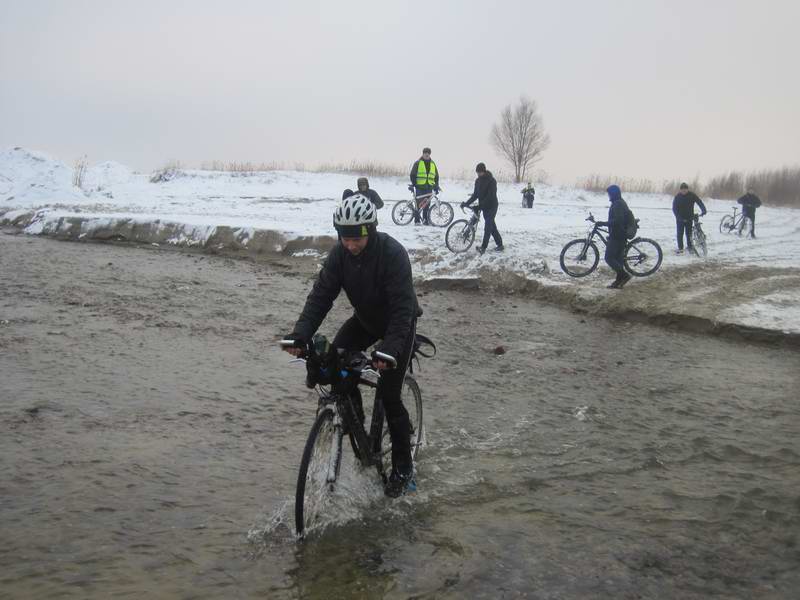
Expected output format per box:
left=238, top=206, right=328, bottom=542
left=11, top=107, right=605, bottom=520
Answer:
left=326, top=409, right=343, bottom=486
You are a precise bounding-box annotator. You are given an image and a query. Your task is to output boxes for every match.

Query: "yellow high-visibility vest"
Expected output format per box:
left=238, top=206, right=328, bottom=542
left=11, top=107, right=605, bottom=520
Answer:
left=415, top=160, right=437, bottom=186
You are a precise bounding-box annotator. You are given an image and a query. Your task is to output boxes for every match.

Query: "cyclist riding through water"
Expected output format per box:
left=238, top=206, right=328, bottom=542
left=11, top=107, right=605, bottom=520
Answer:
left=281, top=193, right=421, bottom=497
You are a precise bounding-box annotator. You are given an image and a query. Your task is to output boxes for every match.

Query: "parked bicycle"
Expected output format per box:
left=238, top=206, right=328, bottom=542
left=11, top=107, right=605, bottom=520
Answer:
left=719, top=206, right=752, bottom=236
left=444, top=204, right=482, bottom=253
left=281, top=334, right=427, bottom=537
left=690, top=213, right=707, bottom=257
left=391, top=185, right=454, bottom=227
left=560, top=212, right=663, bottom=278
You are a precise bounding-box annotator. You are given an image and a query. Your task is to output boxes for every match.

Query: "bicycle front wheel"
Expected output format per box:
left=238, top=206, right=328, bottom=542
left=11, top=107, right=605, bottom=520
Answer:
left=624, top=238, right=663, bottom=277
left=692, top=227, right=707, bottom=257
left=428, top=201, right=454, bottom=227
left=719, top=214, right=734, bottom=234
left=391, top=201, right=416, bottom=226
left=295, top=407, right=342, bottom=537
left=379, top=375, right=424, bottom=477
left=559, top=239, right=600, bottom=277
left=445, top=219, right=475, bottom=253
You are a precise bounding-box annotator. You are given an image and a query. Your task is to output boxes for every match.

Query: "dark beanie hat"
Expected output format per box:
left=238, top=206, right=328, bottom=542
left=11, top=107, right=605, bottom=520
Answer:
left=422, top=147, right=431, bottom=154
left=680, top=182, right=689, bottom=189
left=475, top=162, right=486, bottom=173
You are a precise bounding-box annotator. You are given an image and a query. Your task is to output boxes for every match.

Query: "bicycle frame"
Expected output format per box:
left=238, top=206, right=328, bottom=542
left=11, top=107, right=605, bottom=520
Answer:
left=410, top=187, right=441, bottom=214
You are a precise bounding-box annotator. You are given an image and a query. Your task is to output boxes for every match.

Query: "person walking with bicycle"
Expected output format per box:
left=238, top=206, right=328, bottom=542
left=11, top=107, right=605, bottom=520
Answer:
left=737, top=188, right=761, bottom=238
left=594, top=184, right=632, bottom=289
left=281, top=193, right=421, bottom=498
left=462, top=162, right=504, bottom=254
left=672, top=182, right=707, bottom=254
left=409, top=147, right=440, bottom=225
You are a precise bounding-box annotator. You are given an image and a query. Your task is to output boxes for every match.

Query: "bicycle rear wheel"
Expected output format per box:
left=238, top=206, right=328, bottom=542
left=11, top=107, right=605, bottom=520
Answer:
left=719, top=214, right=734, bottom=234
left=624, top=238, right=663, bottom=277
left=559, top=239, right=600, bottom=277
left=391, top=201, right=415, bottom=226
left=429, top=201, right=454, bottom=227
left=379, top=375, right=424, bottom=477
left=445, top=219, right=475, bottom=253
left=692, top=226, right=707, bottom=257
left=295, top=407, right=342, bottom=537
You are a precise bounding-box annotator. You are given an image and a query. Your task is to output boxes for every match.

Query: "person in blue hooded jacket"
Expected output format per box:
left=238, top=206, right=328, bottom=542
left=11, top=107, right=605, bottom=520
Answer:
left=594, top=184, right=632, bottom=289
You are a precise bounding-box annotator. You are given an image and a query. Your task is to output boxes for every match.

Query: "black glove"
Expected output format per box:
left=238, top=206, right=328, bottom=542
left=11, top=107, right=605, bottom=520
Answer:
left=434, top=186, right=440, bottom=193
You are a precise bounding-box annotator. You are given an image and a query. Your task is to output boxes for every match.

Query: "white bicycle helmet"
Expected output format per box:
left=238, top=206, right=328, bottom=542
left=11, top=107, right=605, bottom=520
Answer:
left=334, top=192, right=377, bottom=236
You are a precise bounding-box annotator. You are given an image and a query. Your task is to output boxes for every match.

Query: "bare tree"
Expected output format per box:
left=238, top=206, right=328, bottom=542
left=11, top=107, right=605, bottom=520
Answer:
left=491, top=96, right=551, bottom=183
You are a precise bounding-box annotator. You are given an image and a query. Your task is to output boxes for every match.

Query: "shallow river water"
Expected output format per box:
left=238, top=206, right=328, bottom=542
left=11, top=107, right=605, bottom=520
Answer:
left=1, top=232, right=799, bottom=599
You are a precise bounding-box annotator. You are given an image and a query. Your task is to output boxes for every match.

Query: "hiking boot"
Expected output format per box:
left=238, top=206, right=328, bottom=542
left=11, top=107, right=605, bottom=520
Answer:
left=494, top=245, right=505, bottom=252
left=476, top=247, right=485, bottom=255
left=617, top=272, right=632, bottom=288
left=676, top=248, right=684, bottom=255
left=384, top=468, right=417, bottom=498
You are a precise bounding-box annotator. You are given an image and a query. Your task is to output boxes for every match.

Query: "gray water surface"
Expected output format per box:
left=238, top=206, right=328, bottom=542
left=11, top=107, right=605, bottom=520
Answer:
left=1, top=233, right=798, bottom=599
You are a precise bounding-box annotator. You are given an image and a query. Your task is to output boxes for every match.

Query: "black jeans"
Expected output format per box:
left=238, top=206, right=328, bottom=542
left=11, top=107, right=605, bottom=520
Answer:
left=676, top=219, right=694, bottom=250
left=605, top=236, right=626, bottom=274
left=744, top=210, right=756, bottom=236
left=333, top=315, right=416, bottom=474
left=481, top=206, right=503, bottom=250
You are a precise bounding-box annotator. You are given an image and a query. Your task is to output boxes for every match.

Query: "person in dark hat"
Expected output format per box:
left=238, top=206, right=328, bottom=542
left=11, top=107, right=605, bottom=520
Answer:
left=409, top=147, right=440, bottom=225
left=356, top=176, right=384, bottom=209
left=736, top=188, right=761, bottom=238
left=672, top=182, right=707, bottom=254
left=462, top=162, right=504, bottom=254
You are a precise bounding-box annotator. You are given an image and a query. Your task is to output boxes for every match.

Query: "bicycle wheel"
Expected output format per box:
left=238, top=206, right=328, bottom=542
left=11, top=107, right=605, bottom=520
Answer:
left=428, top=201, right=454, bottom=227
left=624, top=237, right=663, bottom=277
left=379, top=375, right=424, bottom=477
left=692, top=227, right=707, bottom=257
left=295, top=407, right=342, bottom=537
left=391, top=201, right=415, bottom=226
left=559, top=239, right=600, bottom=277
left=445, top=219, right=475, bottom=253
left=738, top=216, right=752, bottom=237
left=719, top=214, right=734, bottom=234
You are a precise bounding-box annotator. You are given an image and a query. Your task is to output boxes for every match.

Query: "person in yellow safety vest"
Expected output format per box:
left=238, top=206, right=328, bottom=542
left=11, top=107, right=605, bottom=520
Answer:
left=409, top=147, right=440, bottom=225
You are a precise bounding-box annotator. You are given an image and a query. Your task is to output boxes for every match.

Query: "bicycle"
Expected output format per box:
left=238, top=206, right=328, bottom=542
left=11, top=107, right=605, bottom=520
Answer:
left=391, top=185, right=454, bottom=228
left=281, top=334, right=427, bottom=537
left=719, top=206, right=752, bottom=236
left=690, top=213, right=707, bottom=257
left=560, top=213, right=663, bottom=278
left=444, top=204, right=482, bottom=253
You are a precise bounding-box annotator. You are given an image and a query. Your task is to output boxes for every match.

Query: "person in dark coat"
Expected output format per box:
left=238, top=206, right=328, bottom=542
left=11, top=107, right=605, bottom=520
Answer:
left=521, top=183, right=535, bottom=208
left=462, top=162, right=504, bottom=254
left=282, top=193, right=421, bottom=498
left=737, top=188, right=761, bottom=238
left=595, top=184, right=631, bottom=289
left=356, top=176, right=384, bottom=209
left=672, top=182, right=707, bottom=253
left=409, top=147, right=440, bottom=225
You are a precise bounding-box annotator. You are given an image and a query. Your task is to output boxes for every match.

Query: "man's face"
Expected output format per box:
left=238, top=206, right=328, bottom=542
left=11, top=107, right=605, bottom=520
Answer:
left=422, top=151, right=431, bottom=160
left=341, top=236, right=369, bottom=255
left=680, top=188, right=689, bottom=195
left=358, top=182, right=367, bottom=192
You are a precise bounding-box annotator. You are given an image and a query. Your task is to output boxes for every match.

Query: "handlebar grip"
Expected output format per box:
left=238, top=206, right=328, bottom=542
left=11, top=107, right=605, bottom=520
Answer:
left=372, top=351, right=397, bottom=369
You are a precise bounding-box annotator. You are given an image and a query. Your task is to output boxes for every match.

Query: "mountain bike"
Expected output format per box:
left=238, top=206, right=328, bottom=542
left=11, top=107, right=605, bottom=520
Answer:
left=719, top=206, right=751, bottom=236
left=391, top=185, right=454, bottom=227
left=690, top=213, right=707, bottom=257
left=560, top=213, right=663, bottom=278
left=281, top=334, right=427, bottom=537
left=444, top=204, right=481, bottom=253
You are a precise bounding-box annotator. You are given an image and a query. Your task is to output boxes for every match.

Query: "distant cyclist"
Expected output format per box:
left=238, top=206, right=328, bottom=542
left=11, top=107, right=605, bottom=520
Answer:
left=737, top=188, right=761, bottom=238
left=672, top=182, right=707, bottom=254
left=462, top=162, right=504, bottom=254
left=409, top=147, right=440, bottom=225
left=281, top=193, right=421, bottom=497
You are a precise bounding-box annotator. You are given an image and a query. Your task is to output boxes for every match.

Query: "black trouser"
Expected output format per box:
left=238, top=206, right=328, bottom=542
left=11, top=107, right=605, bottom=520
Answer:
left=414, top=186, right=433, bottom=223
left=605, top=236, right=626, bottom=275
left=676, top=218, right=693, bottom=250
left=744, top=210, right=756, bottom=236
left=525, top=195, right=534, bottom=208
left=333, top=315, right=416, bottom=474
left=481, top=205, right=503, bottom=250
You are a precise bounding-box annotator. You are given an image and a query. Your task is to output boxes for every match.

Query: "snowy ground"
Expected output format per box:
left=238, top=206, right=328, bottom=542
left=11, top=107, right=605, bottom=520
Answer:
left=2, top=147, right=799, bottom=336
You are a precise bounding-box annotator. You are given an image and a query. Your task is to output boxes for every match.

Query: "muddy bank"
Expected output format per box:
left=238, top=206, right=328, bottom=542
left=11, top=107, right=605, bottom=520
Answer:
left=3, top=213, right=799, bottom=347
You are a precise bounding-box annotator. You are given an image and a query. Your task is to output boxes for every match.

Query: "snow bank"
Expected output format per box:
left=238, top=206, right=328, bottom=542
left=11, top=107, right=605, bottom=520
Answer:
left=2, top=147, right=799, bottom=339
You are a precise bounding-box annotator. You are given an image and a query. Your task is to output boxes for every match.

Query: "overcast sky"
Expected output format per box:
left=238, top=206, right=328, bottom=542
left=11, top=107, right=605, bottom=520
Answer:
left=2, top=0, right=798, bottom=185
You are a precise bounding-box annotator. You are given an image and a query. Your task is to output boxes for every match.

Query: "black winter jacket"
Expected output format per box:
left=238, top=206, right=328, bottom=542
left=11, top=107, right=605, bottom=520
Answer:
left=672, top=191, right=707, bottom=221
left=597, top=197, right=630, bottom=240
left=290, top=232, right=420, bottom=359
left=737, top=193, right=761, bottom=217
left=465, top=171, right=498, bottom=211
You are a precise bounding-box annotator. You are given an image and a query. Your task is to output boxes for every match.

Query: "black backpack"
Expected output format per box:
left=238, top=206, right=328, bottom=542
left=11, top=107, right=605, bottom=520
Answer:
left=624, top=204, right=639, bottom=239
